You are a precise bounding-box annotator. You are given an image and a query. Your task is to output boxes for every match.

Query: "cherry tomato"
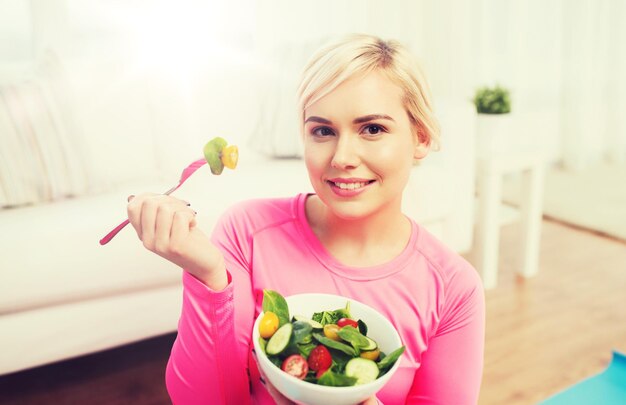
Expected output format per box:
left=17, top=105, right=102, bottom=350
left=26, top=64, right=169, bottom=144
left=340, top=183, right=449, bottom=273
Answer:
left=337, top=318, right=359, bottom=329
left=360, top=348, right=381, bottom=361
left=258, top=311, right=279, bottom=339
left=323, top=324, right=341, bottom=341
left=308, top=345, right=332, bottom=373
left=281, top=354, right=308, bottom=379
left=316, top=368, right=329, bottom=379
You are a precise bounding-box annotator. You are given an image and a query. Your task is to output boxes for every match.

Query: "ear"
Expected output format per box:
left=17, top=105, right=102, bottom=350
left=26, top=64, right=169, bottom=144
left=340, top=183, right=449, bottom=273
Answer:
left=413, top=126, right=430, bottom=159
left=414, top=141, right=430, bottom=159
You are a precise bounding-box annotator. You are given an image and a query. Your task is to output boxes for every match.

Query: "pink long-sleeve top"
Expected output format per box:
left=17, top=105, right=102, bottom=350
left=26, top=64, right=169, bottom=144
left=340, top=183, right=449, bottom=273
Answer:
left=166, top=194, right=485, bottom=404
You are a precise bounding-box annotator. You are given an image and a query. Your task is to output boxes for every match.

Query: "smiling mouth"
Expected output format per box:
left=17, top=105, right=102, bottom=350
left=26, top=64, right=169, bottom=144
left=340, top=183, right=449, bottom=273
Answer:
left=327, top=180, right=375, bottom=190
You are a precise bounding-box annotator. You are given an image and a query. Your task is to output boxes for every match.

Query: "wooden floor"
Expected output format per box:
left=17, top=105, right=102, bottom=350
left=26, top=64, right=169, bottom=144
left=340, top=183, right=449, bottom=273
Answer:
left=1, top=219, right=625, bottom=405
left=473, top=219, right=626, bottom=405
left=0, top=333, right=176, bottom=405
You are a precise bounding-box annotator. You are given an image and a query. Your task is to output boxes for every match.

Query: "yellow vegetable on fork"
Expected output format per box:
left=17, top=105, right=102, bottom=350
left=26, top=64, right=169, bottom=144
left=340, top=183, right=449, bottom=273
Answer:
left=203, top=137, right=239, bottom=175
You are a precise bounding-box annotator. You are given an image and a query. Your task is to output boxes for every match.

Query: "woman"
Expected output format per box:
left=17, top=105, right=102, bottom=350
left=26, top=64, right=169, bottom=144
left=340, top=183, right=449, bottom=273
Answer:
left=127, top=34, right=484, bottom=404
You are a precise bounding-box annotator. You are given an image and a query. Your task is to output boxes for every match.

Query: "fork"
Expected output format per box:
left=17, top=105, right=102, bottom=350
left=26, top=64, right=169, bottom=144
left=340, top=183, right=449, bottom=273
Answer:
left=99, top=158, right=207, bottom=245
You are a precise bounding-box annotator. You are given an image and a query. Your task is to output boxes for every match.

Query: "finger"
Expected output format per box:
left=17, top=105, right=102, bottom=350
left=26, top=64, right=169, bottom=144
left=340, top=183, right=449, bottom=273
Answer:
left=127, top=193, right=161, bottom=241
left=127, top=193, right=150, bottom=239
left=170, top=210, right=196, bottom=246
left=161, top=198, right=195, bottom=233
left=164, top=195, right=190, bottom=208
left=140, top=197, right=159, bottom=244
left=154, top=203, right=175, bottom=252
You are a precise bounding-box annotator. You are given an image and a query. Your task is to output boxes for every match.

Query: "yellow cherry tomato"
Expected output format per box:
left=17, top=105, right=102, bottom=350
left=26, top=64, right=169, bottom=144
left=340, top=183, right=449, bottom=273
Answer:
left=360, top=348, right=381, bottom=361
left=259, top=311, right=279, bottom=339
left=221, top=145, right=239, bottom=169
left=323, top=324, right=341, bottom=341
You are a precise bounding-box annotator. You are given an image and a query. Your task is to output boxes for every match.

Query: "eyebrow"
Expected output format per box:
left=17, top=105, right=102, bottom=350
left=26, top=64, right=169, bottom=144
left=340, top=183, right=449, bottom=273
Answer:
left=353, top=114, right=395, bottom=124
left=304, top=114, right=395, bottom=125
left=304, top=116, right=332, bottom=124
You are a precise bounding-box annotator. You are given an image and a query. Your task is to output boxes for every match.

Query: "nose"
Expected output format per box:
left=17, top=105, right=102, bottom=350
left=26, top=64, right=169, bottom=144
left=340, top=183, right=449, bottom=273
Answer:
left=331, top=134, right=360, bottom=170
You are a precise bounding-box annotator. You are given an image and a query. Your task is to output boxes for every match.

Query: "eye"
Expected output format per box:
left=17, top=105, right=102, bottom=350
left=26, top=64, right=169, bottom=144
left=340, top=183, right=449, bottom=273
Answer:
left=362, top=124, right=385, bottom=136
left=311, top=126, right=335, bottom=137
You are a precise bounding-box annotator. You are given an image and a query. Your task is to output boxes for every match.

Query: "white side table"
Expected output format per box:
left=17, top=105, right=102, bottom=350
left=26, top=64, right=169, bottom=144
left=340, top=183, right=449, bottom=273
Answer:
left=475, top=150, right=545, bottom=289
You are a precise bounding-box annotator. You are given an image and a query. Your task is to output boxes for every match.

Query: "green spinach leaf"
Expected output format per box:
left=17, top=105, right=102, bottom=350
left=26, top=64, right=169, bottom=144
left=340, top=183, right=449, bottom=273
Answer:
left=377, top=346, right=405, bottom=371
left=329, top=349, right=352, bottom=373
left=312, top=311, right=338, bottom=326
left=292, top=321, right=313, bottom=344
left=262, top=290, right=290, bottom=327
left=332, top=301, right=351, bottom=320
left=258, top=337, right=267, bottom=354
left=357, top=319, right=368, bottom=336
left=268, top=355, right=282, bottom=369
left=298, top=342, right=317, bottom=358
left=317, top=370, right=357, bottom=387
left=336, top=326, right=369, bottom=353
left=312, top=333, right=356, bottom=356
left=312, top=301, right=352, bottom=326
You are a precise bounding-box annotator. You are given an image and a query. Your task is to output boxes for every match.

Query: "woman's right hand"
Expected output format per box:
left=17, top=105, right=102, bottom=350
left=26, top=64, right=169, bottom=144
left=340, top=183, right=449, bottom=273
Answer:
left=127, top=193, right=228, bottom=290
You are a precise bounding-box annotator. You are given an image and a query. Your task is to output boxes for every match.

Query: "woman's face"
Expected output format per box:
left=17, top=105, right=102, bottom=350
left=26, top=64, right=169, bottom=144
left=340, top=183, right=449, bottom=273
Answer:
left=303, top=70, right=428, bottom=221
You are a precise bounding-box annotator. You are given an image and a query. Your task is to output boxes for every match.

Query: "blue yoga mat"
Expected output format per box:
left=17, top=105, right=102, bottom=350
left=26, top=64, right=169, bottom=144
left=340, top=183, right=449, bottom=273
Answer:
left=539, top=351, right=626, bottom=405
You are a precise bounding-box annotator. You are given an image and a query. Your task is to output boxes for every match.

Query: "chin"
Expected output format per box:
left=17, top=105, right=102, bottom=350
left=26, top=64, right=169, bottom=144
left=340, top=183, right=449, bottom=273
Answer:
left=323, top=197, right=377, bottom=221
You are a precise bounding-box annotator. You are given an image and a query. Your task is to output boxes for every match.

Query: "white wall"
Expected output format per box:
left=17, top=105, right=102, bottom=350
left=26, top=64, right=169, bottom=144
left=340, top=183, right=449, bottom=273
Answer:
left=2, top=0, right=625, bottom=172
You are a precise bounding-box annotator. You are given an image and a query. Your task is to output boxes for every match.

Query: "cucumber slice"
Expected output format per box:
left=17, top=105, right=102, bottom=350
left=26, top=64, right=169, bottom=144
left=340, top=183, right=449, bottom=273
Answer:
left=266, top=323, right=293, bottom=355
left=293, top=315, right=323, bottom=329
left=345, top=358, right=380, bottom=385
left=361, top=336, right=378, bottom=351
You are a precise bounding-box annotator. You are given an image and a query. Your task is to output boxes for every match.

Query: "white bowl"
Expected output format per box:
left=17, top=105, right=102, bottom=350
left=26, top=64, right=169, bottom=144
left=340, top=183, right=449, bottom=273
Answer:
left=252, top=293, right=403, bottom=405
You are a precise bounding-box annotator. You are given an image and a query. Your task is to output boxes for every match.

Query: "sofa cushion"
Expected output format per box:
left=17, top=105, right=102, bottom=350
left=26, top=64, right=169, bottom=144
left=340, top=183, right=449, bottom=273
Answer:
left=0, top=152, right=449, bottom=314
left=0, top=285, right=183, bottom=375
left=0, top=77, right=90, bottom=208
left=0, top=181, right=180, bottom=314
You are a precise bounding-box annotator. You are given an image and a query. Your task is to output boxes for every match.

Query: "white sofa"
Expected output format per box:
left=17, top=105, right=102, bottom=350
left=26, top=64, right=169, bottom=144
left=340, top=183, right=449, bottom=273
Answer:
left=0, top=53, right=476, bottom=375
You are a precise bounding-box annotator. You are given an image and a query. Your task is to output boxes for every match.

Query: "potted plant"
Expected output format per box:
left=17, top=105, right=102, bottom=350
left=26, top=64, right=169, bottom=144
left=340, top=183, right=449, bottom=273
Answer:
left=473, top=85, right=513, bottom=158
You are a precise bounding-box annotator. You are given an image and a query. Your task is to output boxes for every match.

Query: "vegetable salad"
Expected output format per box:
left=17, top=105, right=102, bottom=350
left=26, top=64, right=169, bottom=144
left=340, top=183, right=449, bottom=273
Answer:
left=257, top=290, right=405, bottom=387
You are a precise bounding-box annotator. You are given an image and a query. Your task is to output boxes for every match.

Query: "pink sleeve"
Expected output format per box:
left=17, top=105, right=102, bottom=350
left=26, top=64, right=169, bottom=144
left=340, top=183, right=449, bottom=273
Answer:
left=406, top=268, right=485, bottom=405
left=165, top=272, right=253, bottom=405
left=165, top=206, right=258, bottom=405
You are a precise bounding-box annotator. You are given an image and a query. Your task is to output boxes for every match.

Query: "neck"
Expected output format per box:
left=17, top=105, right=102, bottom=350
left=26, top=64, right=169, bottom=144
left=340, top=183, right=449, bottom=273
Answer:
left=306, top=195, right=411, bottom=266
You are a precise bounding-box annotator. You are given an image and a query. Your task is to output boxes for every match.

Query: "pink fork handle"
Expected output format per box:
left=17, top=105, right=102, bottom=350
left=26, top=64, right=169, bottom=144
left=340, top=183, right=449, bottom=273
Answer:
left=100, top=158, right=207, bottom=246
left=99, top=219, right=130, bottom=245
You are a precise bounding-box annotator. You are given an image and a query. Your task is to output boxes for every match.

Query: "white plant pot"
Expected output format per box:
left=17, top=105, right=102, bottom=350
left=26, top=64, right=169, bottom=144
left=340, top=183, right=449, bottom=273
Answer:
left=476, top=113, right=514, bottom=159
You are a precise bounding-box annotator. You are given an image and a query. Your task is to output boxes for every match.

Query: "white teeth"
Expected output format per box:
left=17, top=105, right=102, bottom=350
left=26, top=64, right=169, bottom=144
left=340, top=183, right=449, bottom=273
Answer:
left=334, top=181, right=367, bottom=190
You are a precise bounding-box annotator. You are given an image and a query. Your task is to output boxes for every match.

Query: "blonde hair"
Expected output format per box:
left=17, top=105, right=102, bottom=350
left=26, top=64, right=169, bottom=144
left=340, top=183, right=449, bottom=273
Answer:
left=297, top=34, right=440, bottom=150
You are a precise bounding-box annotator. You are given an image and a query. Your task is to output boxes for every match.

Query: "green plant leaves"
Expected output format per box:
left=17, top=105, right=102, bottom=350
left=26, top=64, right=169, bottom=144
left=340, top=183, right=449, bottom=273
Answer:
left=312, top=333, right=357, bottom=356
left=357, top=319, right=368, bottom=336
left=292, top=321, right=313, bottom=344
left=311, top=301, right=352, bottom=326
left=311, top=311, right=338, bottom=326
left=317, top=370, right=358, bottom=387
left=377, top=346, right=406, bottom=373
left=336, top=326, right=370, bottom=355
left=473, top=85, right=511, bottom=114
left=259, top=290, right=406, bottom=386
left=262, top=290, right=290, bottom=327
